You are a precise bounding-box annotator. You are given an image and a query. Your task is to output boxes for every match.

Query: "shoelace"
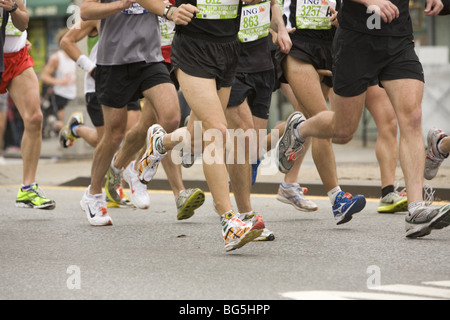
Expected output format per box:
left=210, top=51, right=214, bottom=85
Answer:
left=423, top=184, right=435, bottom=207
left=29, top=185, right=46, bottom=199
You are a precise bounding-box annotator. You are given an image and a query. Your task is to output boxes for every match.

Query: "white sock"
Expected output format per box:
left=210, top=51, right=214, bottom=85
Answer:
left=293, top=121, right=305, bottom=141
left=281, top=182, right=299, bottom=189
left=327, top=186, right=342, bottom=205
left=110, top=156, right=123, bottom=173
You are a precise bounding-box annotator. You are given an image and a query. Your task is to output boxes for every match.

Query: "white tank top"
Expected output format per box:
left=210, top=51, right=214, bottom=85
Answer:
left=3, top=0, right=27, bottom=53
left=53, top=50, right=77, bottom=100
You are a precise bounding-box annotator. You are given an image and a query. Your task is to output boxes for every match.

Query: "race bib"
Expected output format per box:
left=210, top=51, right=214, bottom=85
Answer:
left=196, top=0, right=240, bottom=20
left=5, top=19, right=22, bottom=36
left=296, top=0, right=336, bottom=30
left=159, top=17, right=175, bottom=46
left=238, top=1, right=270, bottom=43
left=123, top=3, right=149, bottom=15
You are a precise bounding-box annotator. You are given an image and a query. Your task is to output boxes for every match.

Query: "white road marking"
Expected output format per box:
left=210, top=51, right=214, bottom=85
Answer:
left=370, top=284, right=450, bottom=299
left=281, top=281, right=450, bottom=300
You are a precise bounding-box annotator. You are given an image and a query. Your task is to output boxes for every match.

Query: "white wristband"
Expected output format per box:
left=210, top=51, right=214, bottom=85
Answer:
left=76, top=55, right=96, bottom=73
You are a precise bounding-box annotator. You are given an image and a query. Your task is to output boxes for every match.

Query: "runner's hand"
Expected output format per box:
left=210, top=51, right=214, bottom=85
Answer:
left=364, top=0, right=399, bottom=23
left=330, top=6, right=338, bottom=27
left=276, top=28, right=292, bottom=54
left=0, top=0, right=15, bottom=12
left=170, top=4, right=199, bottom=25
left=424, top=0, right=444, bottom=16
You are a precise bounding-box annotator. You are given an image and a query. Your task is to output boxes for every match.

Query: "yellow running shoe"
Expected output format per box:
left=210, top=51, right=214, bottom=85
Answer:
left=16, top=184, right=56, bottom=210
left=377, top=192, right=408, bottom=214
left=176, top=188, right=205, bottom=220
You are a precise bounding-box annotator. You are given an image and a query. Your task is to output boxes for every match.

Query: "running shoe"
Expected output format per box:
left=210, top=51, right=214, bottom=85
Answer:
left=276, top=112, right=306, bottom=174
left=105, top=161, right=123, bottom=205
left=405, top=204, right=450, bottom=238
left=59, top=112, right=83, bottom=148
left=138, top=125, right=167, bottom=184
left=123, top=160, right=150, bottom=209
left=276, top=183, right=318, bottom=212
left=221, top=211, right=265, bottom=252
left=251, top=159, right=261, bottom=185
left=180, top=151, right=196, bottom=168
left=176, top=188, right=205, bottom=220
left=106, top=186, right=134, bottom=208
left=15, top=184, right=56, bottom=210
left=425, top=127, right=449, bottom=180
left=240, top=212, right=275, bottom=241
left=333, top=191, right=366, bottom=225
left=377, top=191, right=408, bottom=214
left=80, top=187, right=112, bottom=226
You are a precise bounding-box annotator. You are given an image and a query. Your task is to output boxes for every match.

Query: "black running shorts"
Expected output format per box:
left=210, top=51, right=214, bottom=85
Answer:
left=85, top=92, right=141, bottom=127
left=95, top=61, right=172, bottom=109
left=170, top=32, right=240, bottom=90
left=227, top=70, right=275, bottom=120
left=332, top=28, right=425, bottom=97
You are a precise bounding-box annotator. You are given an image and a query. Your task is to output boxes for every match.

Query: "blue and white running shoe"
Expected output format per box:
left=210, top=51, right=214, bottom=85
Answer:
left=251, top=159, right=261, bottom=185
left=333, top=191, right=366, bottom=225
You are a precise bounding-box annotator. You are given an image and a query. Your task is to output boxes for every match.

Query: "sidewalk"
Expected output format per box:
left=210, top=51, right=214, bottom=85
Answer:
left=1, top=135, right=449, bottom=200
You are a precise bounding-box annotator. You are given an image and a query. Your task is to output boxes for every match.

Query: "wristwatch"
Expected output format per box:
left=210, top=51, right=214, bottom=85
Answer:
left=9, top=2, right=18, bottom=13
left=163, top=5, right=172, bottom=20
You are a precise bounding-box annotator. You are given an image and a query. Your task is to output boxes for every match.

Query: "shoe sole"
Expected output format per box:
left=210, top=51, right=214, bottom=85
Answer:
left=254, top=230, right=275, bottom=242
left=225, top=219, right=265, bottom=252
left=377, top=198, right=408, bottom=214
left=336, top=197, right=366, bottom=225
left=177, top=189, right=205, bottom=221
left=15, top=201, right=56, bottom=210
left=276, top=194, right=318, bottom=212
left=406, top=205, right=450, bottom=238
left=276, top=113, right=302, bottom=174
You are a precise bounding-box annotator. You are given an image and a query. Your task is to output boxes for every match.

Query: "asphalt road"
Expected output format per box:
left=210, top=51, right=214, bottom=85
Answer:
left=0, top=186, right=449, bottom=300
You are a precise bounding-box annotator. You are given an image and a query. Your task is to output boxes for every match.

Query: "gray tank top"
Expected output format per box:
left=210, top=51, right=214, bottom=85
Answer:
left=96, top=2, right=163, bottom=66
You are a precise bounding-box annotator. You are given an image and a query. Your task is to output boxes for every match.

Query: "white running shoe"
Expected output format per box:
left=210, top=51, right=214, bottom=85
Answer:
left=425, top=127, right=449, bottom=180
left=80, top=187, right=113, bottom=226
left=138, top=125, right=167, bottom=184
left=406, top=204, right=450, bottom=238
left=276, top=183, right=318, bottom=212
left=123, top=160, right=151, bottom=209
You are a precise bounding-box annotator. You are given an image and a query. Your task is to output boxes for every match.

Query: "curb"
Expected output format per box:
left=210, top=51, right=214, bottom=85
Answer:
left=60, top=177, right=450, bottom=201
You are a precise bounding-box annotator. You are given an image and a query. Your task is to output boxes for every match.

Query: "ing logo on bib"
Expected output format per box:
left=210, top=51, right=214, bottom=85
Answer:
left=296, top=0, right=336, bottom=30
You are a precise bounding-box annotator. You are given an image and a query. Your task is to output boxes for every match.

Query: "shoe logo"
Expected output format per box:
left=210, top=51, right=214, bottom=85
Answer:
left=86, top=204, right=96, bottom=218
left=129, top=180, right=136, bottom=195
left=287, top=151, right=298, bottom=162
